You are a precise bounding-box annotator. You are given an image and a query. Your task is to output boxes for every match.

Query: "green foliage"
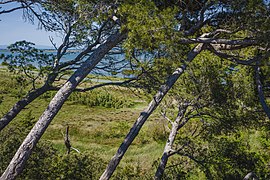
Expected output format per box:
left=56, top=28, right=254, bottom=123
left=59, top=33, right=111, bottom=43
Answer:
left=1, top=1, right=270, bottom=178
left=154, top=130, right=270, bottom=179
left=0, top=73, right=21, bottom=95
left=119, top=1, right=192, bottom=93
left=148, top=120, right=168, bottom=143
left=50, top=153, right=105, bottom=180
left=0, top=110, right=57, bottom=179
left=68, top=90, right=134, bottom=109
left=153, top=49, right=269, bottom=179
left=112, top=163, right=143, bottom=180
left=120, top=0, right=177, bottom=51
left=203, top=133, right=270, bottom=179
left=0, top=109, right=106, bottom=180
left=41, top=87, right=135, bottom=109
left=0, top=41, right=54, bottom=90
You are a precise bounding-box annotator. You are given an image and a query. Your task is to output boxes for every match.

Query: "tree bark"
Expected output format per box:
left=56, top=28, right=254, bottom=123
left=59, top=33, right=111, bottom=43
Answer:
left=99, top=43, right=204, bottom=180
left=64, top=126, right=71, bottom=154
left=155, top=105, right=189, bottom=179
left=255, top=64, right=270, bottom=119
left=155, top=121, right=180, bottom=179
left=0, top=31, right=127, bottom=180
left=243, top=172, right=258, bottom=180
left=0, top=70, right=60, bottom=132
left=0, top=85, right=50, bottom=131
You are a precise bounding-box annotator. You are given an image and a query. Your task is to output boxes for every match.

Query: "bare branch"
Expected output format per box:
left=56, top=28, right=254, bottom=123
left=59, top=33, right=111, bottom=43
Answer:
left=59, top=20, right=110, bottom=69
left=64, top=125, right=80, bottom=154
left=75, top=78, right=137, bottom=92
left=176, top=152, right=205, bottom=166
left=207, top=44, right=262, bottom=65
left=160, top=112, right=173, bottom=125
left=64, top=126, right=71, bottom=154
left=184, top=1, right=215, bottom=36
left=179, top=38, right=257, bottom=46
left=0, top=6, right=26, bottom=14
left=22, top=2, right=50, bottom=30
left=0, top=0, right=15, bottom=4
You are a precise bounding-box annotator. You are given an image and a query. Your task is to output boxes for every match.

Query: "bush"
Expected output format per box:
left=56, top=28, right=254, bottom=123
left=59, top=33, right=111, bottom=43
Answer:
left=147, top=121, right=168, bottom=143
left=50, top=153, right=105, bottom=180
left=67, top=90, right=134, bottom=109
left=0, top=111, right=105, bottom=180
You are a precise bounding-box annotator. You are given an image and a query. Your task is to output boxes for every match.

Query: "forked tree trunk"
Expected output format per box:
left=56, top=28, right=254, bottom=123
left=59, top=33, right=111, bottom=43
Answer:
left=155, top=105, right=189, bottom=179
left=155, top=120, right=180, bottom=179
left=0, top=31, right=127, bottom=180
left=99, top=43, right=204, bottom=180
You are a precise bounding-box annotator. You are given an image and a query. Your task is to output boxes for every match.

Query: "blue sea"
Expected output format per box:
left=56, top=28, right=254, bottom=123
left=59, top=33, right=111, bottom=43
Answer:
left=0, top=49, right=130, bottom=78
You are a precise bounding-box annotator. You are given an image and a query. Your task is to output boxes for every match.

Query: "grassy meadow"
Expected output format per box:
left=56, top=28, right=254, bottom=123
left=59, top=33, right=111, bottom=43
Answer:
left=0, top=68, right=168, bottom=176
left=1, top=67, right=270, bottom=179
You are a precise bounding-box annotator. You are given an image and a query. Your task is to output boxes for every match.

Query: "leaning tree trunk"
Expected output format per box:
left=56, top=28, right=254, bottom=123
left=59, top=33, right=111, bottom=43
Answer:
left=99, top=43, right=204, bottom=180
left=0, top=85, right=49, bottom=131
left=255, top=63, right=270, bottom=119
left=0, top=31, right=127, bottom=180
left=0, top=71, right=59, bottom=132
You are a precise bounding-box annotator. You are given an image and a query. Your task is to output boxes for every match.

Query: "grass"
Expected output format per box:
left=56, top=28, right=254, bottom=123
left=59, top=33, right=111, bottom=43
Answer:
left=2, top=68, right=270, bottom=179
left=0, top=68, right=167, bottom=173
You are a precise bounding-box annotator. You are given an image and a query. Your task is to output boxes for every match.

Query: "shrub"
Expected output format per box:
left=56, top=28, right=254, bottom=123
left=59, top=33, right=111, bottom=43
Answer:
left=0, top=110, right=105, bottom=180
left=67, top=90, right=134, bottom=109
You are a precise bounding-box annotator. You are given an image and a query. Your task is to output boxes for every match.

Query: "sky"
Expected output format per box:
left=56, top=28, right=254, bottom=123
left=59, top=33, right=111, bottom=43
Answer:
left=0, top=2, right=61, bottom=47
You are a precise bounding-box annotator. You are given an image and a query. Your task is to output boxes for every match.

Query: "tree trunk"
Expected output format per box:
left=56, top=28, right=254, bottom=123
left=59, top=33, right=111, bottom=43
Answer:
left=99, top=43, right=204, bottom=180
left=0, top=85, right=50, bottom=131
left=155, top=104, right=190, bottom=179
left=0, top=31, right=127, bottom=180
left=155, top=121, right=179, bottom=179
left=255, top=64, right=270, bottom=119
left=243, top=172, right=258, bottom=180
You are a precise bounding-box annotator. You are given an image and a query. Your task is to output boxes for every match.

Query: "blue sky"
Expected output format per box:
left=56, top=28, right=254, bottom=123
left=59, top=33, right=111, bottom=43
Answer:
left=0, top=3, right=61, bottom=47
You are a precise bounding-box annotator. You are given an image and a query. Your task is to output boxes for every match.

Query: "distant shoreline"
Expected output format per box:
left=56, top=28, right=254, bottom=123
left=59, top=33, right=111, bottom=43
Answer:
left=0, top=48, right=82, bottom=52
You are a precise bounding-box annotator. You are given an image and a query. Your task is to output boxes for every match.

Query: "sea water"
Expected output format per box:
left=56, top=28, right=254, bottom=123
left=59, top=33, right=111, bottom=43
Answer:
left=0, top=49, right=130, bottom=78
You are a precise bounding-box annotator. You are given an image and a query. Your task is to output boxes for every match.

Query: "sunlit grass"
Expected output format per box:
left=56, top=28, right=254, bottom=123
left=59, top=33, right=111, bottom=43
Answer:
left=0, top=69, right=167, bottom=173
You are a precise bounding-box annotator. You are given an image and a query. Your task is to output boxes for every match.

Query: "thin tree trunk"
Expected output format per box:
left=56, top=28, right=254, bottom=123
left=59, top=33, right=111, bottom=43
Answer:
left=0, top=31, right=127, bottom=180
left=155, top=121, right=179, bottom=179
left=99, top=43, right=204, bottom=180
left=64, top=126, right=71, bottom=154
left=155, top=105, right=189, bottom=179
left=255, top=64, right=270, bottom=119
left=0, top=85, right=50, bottom=131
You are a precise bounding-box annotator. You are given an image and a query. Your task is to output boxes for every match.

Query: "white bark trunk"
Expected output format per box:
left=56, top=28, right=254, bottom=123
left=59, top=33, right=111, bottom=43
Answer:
left=0, top=31, right=127, bottom=180
left=99, top=43, right=204, bottom=180
left=155, top=104, right=190, bottom=179
left=0, top=85, right=49, bottom=131
left=0, top=72, right=58, bottom=132
left=154, top=121, right=179, bottom=179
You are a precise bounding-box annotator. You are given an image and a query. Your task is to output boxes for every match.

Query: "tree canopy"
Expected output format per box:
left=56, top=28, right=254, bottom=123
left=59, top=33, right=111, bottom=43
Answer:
left=0, top=0, right=270, bottom=179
